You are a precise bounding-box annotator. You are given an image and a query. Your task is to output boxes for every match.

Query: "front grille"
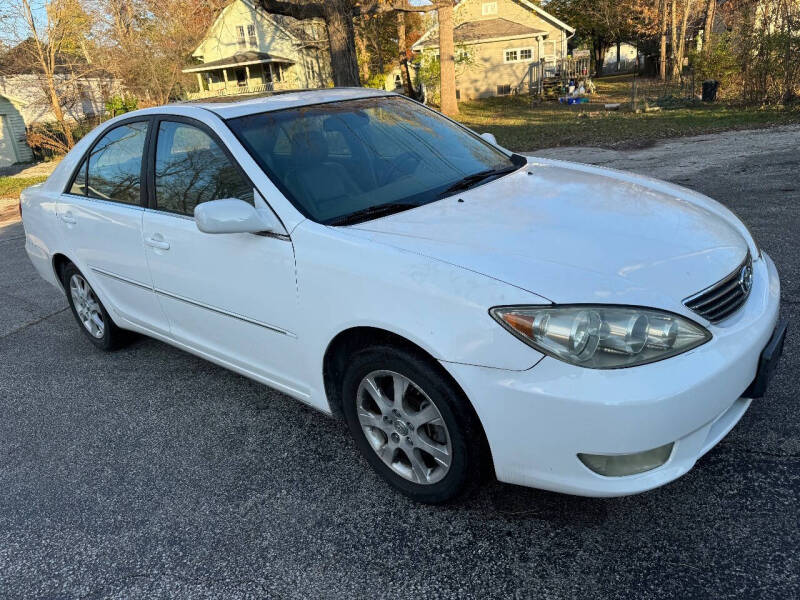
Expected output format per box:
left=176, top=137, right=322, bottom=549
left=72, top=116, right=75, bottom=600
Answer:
left=684, top=253, right=752, bottom=323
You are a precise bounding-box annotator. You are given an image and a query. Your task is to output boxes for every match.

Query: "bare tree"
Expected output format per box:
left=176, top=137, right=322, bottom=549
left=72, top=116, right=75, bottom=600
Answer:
left=660, top=0, right=668, bottom=79
left=676, top=0, right=694, bottom=76
left=0, top=0, right=97, bottom=151
left=91, top=0, right=224, bottom=105
left=256, top=1, right=442, bottom=93
left=670, top=0, right=680, bottom=79
left=257, top=0, right=361, bottom=86
left=703, top=0, right=716, bottom=53
left=437, top=0, right=457, bottom=115
left=397, top=11, right=412, bottom=96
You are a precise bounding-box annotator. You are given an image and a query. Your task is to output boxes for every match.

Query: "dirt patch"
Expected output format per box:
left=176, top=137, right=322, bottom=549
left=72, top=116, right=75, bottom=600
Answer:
left=0, top=159, right=61, bottom=179
left=0, top=198, right=20, bottom=226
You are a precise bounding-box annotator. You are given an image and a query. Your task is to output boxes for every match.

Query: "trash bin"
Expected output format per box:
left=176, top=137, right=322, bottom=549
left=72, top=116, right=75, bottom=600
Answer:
left=702, top=80, right=719, bottom=102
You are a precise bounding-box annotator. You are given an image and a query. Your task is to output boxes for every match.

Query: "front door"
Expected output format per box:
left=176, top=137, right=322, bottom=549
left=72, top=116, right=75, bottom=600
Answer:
left=57, top=119, right=168, bottom=332
left=141, top=117, right=303, bottom=396
left=235, top=68, right=247, bottom=87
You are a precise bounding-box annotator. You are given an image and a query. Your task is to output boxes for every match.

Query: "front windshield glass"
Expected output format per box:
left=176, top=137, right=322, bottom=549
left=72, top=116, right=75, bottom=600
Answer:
left=227, top=96, right=519, bottom=224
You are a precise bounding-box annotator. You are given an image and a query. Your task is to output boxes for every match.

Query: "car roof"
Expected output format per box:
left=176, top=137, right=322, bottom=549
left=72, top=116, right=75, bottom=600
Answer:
left=184, top=87, right=396, bottom=120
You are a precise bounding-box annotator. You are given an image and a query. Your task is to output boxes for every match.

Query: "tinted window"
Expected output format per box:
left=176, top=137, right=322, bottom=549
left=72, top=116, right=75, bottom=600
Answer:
left=87, top=122, right=148, bottom=204
left=155, top=121, right=253, bottom=216
left=228, top=96, right=516, bottom=224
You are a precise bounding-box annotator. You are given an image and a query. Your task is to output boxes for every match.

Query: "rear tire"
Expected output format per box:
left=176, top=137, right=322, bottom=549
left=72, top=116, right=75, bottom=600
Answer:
left=342, top=345, right=485, bottom=504
left=62, top=263, right=130, bottom=351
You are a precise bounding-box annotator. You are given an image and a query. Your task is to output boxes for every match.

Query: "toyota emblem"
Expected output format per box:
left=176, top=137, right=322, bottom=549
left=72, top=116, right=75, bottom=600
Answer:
left=739, top=264, right=753, bottom=294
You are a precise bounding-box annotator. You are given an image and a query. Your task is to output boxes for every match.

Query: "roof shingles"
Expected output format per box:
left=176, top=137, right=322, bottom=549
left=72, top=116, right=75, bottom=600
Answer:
left=418, top=18, right=546, bottom=48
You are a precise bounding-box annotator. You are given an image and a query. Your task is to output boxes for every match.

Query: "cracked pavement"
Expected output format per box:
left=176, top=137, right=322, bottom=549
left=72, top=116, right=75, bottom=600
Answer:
left=0, top=126, right=798, bottom=599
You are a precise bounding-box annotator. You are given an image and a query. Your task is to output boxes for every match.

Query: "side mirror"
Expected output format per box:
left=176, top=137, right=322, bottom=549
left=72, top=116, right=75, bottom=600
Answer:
left=194, top=198, right=285, bottom=235
left=480, top=132, right=498, bottom=145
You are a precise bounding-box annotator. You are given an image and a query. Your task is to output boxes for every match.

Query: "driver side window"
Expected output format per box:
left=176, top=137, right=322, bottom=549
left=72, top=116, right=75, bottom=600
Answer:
left=154, top=121, right=253, bottom=216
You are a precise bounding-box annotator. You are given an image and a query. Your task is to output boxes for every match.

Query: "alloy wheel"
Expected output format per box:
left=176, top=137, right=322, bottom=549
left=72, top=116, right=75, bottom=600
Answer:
left=356, top=370, right=452, bottom=485
left=69, top=274, right=105, bottom=339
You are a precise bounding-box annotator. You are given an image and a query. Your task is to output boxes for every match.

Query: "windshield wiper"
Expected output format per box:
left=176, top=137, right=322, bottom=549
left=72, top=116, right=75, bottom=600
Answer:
left=327, top=202, right=418, bottom=226
left=439, top=166, right=518, bottom=198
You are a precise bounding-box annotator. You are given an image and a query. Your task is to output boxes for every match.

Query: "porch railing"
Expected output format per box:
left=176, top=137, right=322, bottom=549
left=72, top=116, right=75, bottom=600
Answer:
left=186, top=81, right=297, bottom=100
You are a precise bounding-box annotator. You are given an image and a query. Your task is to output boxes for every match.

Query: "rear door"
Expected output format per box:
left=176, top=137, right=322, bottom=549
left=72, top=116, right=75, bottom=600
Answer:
left=141, top=116, right=302, bottom=396
left=58, top=118, right=168, bottom=332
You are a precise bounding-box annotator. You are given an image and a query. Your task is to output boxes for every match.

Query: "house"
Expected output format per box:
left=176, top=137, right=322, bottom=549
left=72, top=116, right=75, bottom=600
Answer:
left=0, top=65, right=117, bottom=166
left=0, top=94, right=31, bottom=166
left=603, top=43, right=644, bottom=73
left=411, top=0, right=574, bottom=99
left=183, top=0, right=332, bottom=100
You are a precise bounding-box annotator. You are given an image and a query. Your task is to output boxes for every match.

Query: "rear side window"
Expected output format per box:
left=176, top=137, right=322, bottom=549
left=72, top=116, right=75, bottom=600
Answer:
left=86, top=122, right=148, bottom=205
left=69, top=158, right=88, bottom=196
left=154, top=121, right=253, bottom=216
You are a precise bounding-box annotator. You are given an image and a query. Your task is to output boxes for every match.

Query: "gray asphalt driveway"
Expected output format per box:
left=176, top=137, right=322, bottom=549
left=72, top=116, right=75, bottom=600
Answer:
left=1, top=126, right=798, bottom=599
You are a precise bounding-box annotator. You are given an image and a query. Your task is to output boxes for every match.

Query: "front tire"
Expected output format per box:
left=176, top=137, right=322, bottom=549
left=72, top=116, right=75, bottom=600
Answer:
left=62, top=263, right=129, bottom=351
left=342, top=345, right=485, bottom=504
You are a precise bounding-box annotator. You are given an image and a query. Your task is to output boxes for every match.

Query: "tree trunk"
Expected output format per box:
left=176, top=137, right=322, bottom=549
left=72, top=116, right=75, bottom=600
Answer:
left=593, top=37, right=608, bottom=77
left=44, top=73, right=74, bottom=148
left=660, top=0, right=668, bottom=80
left=676, top=0, right=693, bottom=76
left=670, top=0, right=680, bottom=80
left=703, top=0, right=716, bottom=54
left=438, top=1, right=458, bottom=116
left=355, top=22, right=371, bottom=83
left=323, top=0, right=361, bottom=86
left=397, top=12, right=413, bottom=96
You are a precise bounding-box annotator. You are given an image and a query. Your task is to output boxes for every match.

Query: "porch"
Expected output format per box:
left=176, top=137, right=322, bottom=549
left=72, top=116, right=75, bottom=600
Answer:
left=183, top=51, right=296, bottom=100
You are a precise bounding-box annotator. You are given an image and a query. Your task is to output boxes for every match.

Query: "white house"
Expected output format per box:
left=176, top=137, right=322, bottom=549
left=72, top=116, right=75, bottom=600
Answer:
left=183, top=0, right=332, bottom=100
left=0, top=73, right=117, bottom=167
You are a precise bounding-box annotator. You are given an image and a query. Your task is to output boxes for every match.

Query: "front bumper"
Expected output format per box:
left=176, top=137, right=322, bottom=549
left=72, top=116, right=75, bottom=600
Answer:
left=444, top=253, right=782, bottom=497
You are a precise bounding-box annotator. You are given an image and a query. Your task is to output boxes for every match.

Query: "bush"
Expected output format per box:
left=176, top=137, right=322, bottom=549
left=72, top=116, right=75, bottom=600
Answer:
left=365, top=73, right=387, bottom=90
left=695, top=3, right=800, bottom=105
left=105, top=94, right=139, bottom=118
left=26, top=117, right=102, bottom=162
left=690, top=34, right=740, bottom=98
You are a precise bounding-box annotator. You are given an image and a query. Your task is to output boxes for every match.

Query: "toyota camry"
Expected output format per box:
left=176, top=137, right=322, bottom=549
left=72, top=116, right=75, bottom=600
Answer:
left=20, top=88, right=787, bottom=503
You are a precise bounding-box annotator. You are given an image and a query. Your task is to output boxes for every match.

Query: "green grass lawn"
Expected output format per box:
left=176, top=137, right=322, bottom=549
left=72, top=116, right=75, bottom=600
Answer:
left=456, top=87, right=800, bottom=153
left=0, top=175, right=47, bottom=199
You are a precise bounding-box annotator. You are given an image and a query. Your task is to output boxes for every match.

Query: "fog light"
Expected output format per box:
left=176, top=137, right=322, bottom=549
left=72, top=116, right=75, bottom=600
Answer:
left=578, top=443, right=674, bottom=477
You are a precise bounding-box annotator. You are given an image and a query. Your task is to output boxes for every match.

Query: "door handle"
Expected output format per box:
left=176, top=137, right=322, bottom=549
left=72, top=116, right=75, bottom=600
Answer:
left=60, top=211, right=76, bottom=225
left=145, top=236, right=170, bottom=251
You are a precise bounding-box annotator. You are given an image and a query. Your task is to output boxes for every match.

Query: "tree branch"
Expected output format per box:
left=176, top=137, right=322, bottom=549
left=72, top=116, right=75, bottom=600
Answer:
left=255, top=0, right=325, bottom=20
left=355, top=0, right=438, bottom=17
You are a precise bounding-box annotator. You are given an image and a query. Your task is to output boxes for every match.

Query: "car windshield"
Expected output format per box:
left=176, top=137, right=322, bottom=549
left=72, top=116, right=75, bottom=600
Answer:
left=227, top=96, right=522, bottom=225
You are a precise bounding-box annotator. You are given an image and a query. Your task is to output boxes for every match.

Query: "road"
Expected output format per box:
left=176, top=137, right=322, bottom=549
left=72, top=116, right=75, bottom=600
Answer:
left=1, top=126, right=798, bottom=599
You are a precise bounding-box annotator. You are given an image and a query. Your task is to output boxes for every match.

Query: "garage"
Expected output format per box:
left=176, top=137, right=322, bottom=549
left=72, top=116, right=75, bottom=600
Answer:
left=0, top=95, right=33, bottom=167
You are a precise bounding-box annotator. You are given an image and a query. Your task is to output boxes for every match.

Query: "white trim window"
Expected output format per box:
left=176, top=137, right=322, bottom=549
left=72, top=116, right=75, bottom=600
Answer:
left=481, top=2, right=498, bottom=16
left=247, top=24, right=257, bottom=48
left=236, top=25, right=246, bottom=49
left=504, top=47, right=534, bottom=63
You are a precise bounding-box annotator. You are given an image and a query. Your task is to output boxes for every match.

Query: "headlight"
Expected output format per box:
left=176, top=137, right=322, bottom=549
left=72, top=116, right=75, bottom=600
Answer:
left=490, top=305, right=711, bottom=369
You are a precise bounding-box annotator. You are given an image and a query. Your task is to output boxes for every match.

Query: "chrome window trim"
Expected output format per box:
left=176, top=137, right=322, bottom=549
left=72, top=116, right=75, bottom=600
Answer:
left=62, top=193, right=145, bottom=211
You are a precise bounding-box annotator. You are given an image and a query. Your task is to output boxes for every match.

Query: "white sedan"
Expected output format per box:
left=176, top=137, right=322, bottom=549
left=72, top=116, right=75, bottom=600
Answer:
left=21, top=88, right=786, bottom=503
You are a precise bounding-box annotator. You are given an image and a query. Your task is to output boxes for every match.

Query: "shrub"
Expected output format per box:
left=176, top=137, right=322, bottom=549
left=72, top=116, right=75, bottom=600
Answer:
left=365, top=73, right=387, bottom=90
left=25, top=116, right=102, bottom=161
left=105, top=94, right=139, bottom=117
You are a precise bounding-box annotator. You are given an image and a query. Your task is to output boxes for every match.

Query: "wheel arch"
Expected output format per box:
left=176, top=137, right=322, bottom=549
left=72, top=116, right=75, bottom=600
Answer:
left=52, top=252, right=73, bottom=290
left=322, top=326, right=495, bottom=478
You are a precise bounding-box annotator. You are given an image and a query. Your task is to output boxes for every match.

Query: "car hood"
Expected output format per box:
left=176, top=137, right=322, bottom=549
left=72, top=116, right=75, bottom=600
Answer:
left=345, top=158, right=750, bottom=308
